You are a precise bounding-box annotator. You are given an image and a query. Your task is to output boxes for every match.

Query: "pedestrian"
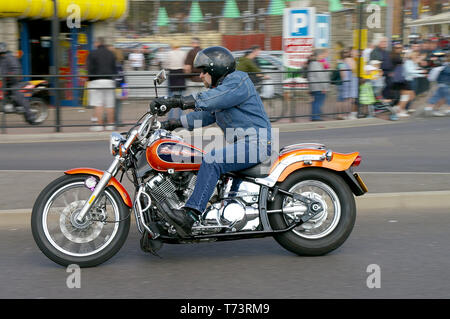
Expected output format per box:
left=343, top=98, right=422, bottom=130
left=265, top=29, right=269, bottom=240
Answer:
left=307, top=49, right=330, bottom=121
left=164, top=40, right=188, bottom=121
left=403, top=50, right=427, bottom=113
left=358, top=78, right=377, bottom=118
left=365, top=60, right=384, bottom=98
left=363, top=39, right=377, bottom=63
left=319, top=49, right=330, bottom=70
left=110, top=46, right=128, bottom=127
left=334, top=41, right=345, bottom=62
left=370, top=36, right=394, bottom=100
left=183, top=37, right=204, bottom=95
left=87, top=37, right=118, bottom=131
left=149, top=46, right=272, bottom=237
left=336, top=48, right=358, bottom=120
left=390, top=44, right=414, bottom=118
left=236, top=45, right=269, bottom=85
left=128, top=48, right=144, bottom=71
left=142, top=46, right=152, bottom=71
left=424, top=54, right=450, bottom=116
left=0, top=42, right=36, bottom=124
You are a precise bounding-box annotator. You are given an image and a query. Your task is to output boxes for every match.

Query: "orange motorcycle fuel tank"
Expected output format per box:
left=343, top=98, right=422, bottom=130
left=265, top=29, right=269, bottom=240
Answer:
left=146, top=137, right=205, bottom=172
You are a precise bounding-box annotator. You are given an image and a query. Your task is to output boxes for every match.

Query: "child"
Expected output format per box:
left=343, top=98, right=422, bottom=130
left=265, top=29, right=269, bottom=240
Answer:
left=359, top=78, right=376, bottom=118
left=359, top=76, right=399, bottom=121
left=365, top=60, right=384, bottom=98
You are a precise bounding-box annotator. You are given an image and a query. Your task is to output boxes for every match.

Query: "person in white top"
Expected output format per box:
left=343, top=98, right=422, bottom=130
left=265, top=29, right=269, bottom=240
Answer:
left=395, top=51, right=425, bottom=117
left=128, top=49, right=144, bottom=71
left=164, top=41, right=188, bottom=120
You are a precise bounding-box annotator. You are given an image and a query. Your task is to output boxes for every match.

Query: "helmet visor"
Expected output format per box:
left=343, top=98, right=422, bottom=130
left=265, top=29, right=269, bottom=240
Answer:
left=193, top=51, right=213, bottom=71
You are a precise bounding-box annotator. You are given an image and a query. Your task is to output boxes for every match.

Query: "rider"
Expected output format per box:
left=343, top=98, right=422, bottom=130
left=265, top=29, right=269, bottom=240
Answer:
left=0, top=42, right=36, bottom=124
left=150, top=46, right=272, bottom=237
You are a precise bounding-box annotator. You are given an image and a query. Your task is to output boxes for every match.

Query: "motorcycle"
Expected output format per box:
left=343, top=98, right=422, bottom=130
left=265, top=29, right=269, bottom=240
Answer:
left=31, top=70, right=368, bottom=267
left=0, top=80, right=49, bottom=124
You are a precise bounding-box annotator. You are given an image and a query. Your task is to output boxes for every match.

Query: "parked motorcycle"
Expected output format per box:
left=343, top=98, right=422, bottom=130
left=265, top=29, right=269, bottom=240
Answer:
left=31, top=70, right=368, bottom=267
left=0, top=80, right=49, bottom=124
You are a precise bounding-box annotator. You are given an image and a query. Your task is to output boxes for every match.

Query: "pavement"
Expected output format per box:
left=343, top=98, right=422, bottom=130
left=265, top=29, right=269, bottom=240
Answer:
left=0, top=116, right=396, bottom=143
left=1, top=99, right=449, bottom=214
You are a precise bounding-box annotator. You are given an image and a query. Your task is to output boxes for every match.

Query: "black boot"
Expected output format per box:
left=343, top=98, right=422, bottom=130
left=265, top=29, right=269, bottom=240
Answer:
left=166, top=207, right=200, bottom=238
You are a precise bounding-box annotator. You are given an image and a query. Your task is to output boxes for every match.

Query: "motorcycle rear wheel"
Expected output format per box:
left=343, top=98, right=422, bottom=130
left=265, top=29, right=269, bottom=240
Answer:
left=31, top=175, right=130, bottom=267
left=268, top=168, right=356, bottom=256
left=29, top=97, right=48, bottom=124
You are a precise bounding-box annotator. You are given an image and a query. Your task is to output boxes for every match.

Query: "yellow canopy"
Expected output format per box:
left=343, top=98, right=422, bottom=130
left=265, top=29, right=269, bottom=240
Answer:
left=0, top=0, right=127, bottom=20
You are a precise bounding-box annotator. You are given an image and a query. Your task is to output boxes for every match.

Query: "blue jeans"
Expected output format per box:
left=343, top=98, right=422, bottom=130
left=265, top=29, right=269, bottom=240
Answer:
left=311, top=91, right=326, bottom=120
left=184, top=137, right=271, bottom=213
left=428, top=85, right=450, bottom=105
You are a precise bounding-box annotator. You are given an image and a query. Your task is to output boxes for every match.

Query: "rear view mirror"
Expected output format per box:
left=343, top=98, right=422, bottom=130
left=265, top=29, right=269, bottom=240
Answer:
left=154, top=70, right=167, bottom=85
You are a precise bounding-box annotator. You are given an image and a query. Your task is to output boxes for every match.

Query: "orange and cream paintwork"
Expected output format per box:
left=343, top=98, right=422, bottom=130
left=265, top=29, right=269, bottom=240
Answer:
left=271, top=149, right=360, bottom=183
left=146, top=138, right=205, bottom=172
left=65, top=145, right=361, bottom=208
left=65, top=168, right=133, bottom=207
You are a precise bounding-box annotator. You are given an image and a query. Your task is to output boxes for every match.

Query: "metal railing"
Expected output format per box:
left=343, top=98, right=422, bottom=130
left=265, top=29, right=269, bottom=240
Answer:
left=0, top=70, right=357, bottom=133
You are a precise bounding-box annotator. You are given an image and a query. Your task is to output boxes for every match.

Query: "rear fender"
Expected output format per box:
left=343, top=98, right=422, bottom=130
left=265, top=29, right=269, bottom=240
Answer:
left=272, top=150, right=359, bottom=182
left=64, top=168, right=133, bottom=207
left=255, top=149, right=361, bottom=192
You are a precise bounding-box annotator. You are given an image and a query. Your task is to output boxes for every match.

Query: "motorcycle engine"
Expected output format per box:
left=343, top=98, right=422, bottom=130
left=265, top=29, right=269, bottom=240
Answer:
left=146, top=174, right=261, bottom=234
left=201, top=181, right=261, bottom=233
left=146, top=172, right=197, bottom=209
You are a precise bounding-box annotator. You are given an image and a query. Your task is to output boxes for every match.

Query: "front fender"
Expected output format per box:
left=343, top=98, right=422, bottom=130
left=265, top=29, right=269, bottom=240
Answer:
left=64, top=168, right=133, bottom=207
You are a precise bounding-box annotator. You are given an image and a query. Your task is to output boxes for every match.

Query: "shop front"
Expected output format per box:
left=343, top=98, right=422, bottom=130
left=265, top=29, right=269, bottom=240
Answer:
left=0, top=0, right=127, bottom=106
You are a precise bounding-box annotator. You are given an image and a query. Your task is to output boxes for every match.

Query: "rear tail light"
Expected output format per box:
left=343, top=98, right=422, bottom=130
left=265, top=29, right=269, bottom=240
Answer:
left=352, top=155, right=361, bottom=167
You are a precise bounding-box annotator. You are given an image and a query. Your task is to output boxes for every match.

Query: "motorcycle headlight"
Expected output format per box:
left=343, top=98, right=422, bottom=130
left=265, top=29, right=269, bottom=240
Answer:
left=109, top=132, right=126, bottom=156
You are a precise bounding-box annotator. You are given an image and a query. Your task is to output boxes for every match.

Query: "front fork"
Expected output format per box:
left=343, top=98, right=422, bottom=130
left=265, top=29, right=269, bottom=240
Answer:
left=75, top=157, right=122, bottom=224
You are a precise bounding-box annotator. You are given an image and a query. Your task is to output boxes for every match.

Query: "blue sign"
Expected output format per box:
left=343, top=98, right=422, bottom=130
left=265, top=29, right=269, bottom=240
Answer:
left=315, top=14, right=330, bottom=48
left=287, top=8, right=315, bottom=37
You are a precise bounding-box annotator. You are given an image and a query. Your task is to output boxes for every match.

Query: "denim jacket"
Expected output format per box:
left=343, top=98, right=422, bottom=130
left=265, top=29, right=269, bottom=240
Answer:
left=180, top=70, right=272, bottom=144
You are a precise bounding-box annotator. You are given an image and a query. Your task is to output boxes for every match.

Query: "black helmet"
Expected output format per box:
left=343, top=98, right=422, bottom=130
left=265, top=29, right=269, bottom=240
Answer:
left=193, top=46, right=236, bottom=86
left=0, top=42, right=7, bottom=54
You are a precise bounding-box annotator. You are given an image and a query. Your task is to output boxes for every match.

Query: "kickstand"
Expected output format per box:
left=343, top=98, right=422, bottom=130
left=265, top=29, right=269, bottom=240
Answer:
left=140, top=231, right=163, bottom=258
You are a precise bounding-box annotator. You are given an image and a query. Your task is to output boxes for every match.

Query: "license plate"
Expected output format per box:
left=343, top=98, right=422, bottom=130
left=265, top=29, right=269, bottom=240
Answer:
left=354, top=173, right=368, bottom=193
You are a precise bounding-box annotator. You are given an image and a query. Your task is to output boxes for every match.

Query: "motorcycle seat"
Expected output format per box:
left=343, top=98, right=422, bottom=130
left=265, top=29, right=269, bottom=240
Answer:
left=236, top=150, right=279, bottom=178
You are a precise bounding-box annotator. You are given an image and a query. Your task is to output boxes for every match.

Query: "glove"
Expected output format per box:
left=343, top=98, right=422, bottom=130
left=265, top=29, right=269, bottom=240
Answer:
left=150, top=96, right=181, bottom=116
left=150, top=95, right=196, bottom=116
left=161, top=119, right=182, bottom=131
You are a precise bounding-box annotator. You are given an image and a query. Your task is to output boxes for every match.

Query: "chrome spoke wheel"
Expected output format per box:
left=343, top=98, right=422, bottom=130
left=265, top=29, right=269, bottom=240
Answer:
left=42, top=182, right=120, bottom=257
left=283, top=180, right=341, bottom=239
left=30, top=99, right=48, bottom=123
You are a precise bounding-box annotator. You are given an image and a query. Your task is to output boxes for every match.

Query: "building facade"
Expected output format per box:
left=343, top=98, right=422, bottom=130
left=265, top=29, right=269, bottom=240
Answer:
left=403, top=0, right=450, bottom=38
left=0, top=0, right=127, bottom=105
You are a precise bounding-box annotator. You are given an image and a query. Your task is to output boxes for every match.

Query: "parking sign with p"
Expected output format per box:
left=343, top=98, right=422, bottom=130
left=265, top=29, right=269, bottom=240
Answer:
left=285, top=8, right=315, bottom=38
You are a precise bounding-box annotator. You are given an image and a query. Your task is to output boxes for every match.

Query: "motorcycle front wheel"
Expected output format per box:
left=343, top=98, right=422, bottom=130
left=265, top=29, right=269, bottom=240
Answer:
left=268, top=168, right=356, bottom=256
left=31, top=175, right=130, bottom=267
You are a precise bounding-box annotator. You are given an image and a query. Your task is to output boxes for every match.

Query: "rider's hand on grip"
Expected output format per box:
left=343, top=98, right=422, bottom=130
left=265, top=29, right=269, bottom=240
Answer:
left=150, top=95, right=196, bottom=115
left=150, top=99, right=168, bottom=116
left=150, top=96, right=182, bottom=116
left=161, top=119, right=182, bottom=131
